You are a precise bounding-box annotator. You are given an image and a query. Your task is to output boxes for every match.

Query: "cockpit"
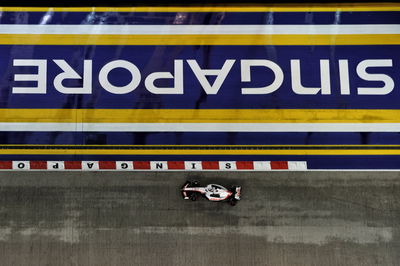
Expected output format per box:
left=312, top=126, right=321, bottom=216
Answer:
left=206, top=184, right=227, bottom=193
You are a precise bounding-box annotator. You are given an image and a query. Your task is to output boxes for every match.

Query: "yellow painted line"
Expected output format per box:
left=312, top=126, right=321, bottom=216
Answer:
left=0, top=148, right=399, bottom=155
left=1, top=4, right=400, bottom=12
left=2, top=144, right=400, bottom=148
left=1, top=109, right=400, bottom=123
left=0, top=34, right=398, bottom=45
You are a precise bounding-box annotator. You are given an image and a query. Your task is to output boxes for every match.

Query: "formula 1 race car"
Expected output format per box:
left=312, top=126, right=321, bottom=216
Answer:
left=181, top=181, right=241, bottom=206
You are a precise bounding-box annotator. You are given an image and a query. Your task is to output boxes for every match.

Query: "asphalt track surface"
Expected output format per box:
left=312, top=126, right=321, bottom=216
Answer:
left=0, top=171, right=399, bottom=266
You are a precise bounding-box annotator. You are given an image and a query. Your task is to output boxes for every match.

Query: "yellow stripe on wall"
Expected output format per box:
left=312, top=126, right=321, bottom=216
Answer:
left=1, top=4, right=400, bottom=12
left=1, top=109, right=400, bottom=123
left=0, top=34, right=399, bottom=46
left=0, top=148, right=399, bottom=155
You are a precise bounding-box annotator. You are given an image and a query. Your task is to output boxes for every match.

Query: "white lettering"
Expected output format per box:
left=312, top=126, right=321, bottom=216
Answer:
left=187, top=59, right=235, bottom=94
left=53, top=60, right=92, bottom=94
left=99, top=60, right=141, bottom=94
left=356, top=59, right=394, bottom=95
left=12, top=59, right=47, bottom=94
left=291, top=59, right=331, bottom=95
left=339, top=60, right=350, bottom=95
left=9, top=58, right=397, bottom=97
left=241, top=59, right=283, bottom=94
left=145, top=60, right=183, bottom=94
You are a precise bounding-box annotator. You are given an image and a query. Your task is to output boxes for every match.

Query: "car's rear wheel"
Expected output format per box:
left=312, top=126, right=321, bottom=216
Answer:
left=229, top=199, right=237, bottom=206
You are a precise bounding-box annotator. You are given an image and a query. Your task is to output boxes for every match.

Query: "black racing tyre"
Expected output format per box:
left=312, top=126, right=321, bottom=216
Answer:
left=229, top=198, right=237, bottom=206
left=190, top=193, right=197, bottom=201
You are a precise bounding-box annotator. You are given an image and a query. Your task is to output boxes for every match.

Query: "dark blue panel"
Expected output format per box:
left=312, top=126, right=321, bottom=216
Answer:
left=1, top=11, right=399, bottom=25
left=3, top=132, right=400, bottom=145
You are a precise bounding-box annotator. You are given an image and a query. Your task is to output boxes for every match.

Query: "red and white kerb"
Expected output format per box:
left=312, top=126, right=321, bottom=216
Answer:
left=0, top=160, right=307, bottom=171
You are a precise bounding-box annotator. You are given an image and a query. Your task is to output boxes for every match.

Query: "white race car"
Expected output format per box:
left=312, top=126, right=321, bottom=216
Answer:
left=181, top=181, right=241, bottom=206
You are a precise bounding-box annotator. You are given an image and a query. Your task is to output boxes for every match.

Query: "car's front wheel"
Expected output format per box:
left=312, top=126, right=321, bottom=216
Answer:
left=190, top=193, right=197, bottom=201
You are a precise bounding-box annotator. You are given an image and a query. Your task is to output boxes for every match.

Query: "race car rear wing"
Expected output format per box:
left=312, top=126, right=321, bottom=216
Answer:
left=234, top=186, right=241, bottom=200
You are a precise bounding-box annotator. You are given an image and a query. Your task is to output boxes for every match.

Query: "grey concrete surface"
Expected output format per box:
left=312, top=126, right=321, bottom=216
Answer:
left=0, top=171, right=399, bottom=266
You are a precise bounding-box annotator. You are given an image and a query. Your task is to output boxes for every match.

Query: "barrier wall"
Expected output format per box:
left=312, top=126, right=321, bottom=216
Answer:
left=0, top=4, right=399, bottom=169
